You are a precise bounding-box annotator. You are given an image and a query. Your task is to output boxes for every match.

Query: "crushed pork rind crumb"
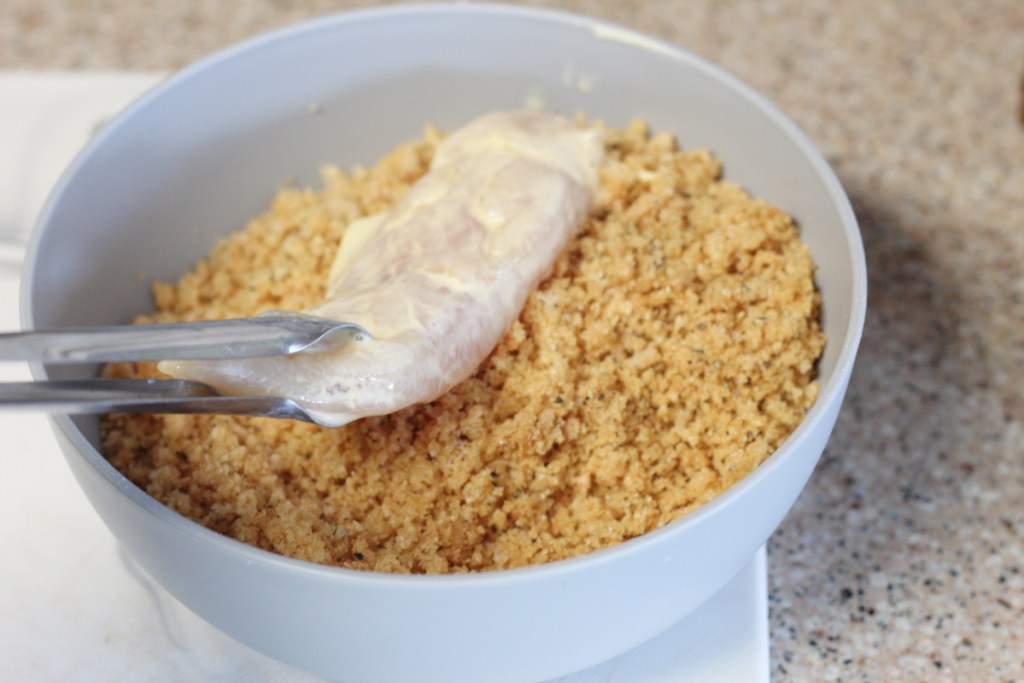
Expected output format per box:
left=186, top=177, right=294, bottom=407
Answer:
left=101, top=119, right=825, bottom=574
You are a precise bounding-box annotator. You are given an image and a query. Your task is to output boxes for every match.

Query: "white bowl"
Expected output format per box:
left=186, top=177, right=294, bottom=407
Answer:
left=22, top=4, right=866, bottom=682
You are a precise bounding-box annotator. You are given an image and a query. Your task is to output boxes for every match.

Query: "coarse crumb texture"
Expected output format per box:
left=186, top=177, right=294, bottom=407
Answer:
left=101, top=120, right=824, bottom=574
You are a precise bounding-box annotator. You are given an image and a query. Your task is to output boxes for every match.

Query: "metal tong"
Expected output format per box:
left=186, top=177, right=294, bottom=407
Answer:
left=0, top=314, right=367, bottom=422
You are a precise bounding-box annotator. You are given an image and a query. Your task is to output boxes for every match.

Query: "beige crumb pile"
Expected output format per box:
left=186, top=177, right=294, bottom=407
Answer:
left=101, top=120, right=825, bottom=574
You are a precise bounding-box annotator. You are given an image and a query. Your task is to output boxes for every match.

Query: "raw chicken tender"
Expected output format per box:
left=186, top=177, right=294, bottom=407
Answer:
left=159, top=110, right=604, bottom=426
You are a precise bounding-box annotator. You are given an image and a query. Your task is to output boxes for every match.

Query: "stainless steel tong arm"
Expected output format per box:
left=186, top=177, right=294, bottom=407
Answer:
left=0, top=314, right=369, bottom=363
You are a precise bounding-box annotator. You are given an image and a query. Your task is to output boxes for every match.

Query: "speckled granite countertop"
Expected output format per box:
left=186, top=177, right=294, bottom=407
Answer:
left=3, top=1, right=1023, bottom=680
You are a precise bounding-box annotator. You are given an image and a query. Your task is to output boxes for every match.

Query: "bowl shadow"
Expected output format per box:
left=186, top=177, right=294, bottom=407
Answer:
left=767, top=177, right=1020, bottom=676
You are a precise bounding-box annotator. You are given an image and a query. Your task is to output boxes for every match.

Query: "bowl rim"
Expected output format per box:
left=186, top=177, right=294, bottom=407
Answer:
left=22, top=1, right=867, bottom=588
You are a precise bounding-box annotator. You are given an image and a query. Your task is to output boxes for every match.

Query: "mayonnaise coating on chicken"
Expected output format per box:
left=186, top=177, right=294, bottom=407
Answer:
left=159, top=110, right=604, bottom=427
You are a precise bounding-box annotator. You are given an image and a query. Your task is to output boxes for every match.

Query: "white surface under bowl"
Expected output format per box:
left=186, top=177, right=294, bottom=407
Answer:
left=22, top=4, right=866, bottom=682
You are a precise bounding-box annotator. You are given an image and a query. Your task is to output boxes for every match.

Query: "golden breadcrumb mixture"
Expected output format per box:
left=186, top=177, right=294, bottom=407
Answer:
left=101, top=120, right=824, bottom=574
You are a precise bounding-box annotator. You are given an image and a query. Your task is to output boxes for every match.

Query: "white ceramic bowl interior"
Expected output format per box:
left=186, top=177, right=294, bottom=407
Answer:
left=23, top=5, right=866, bottom=682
